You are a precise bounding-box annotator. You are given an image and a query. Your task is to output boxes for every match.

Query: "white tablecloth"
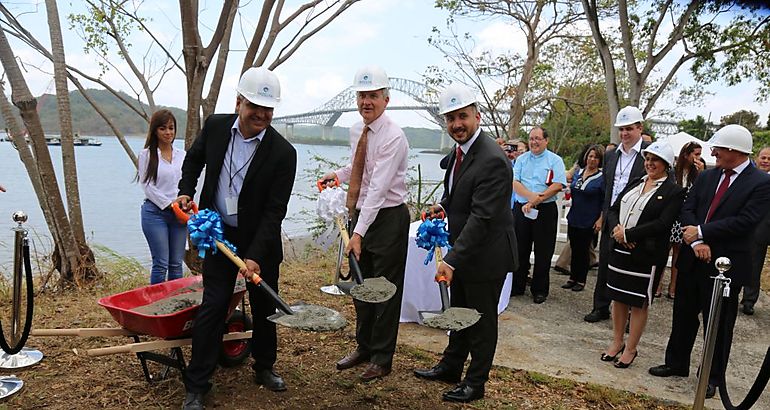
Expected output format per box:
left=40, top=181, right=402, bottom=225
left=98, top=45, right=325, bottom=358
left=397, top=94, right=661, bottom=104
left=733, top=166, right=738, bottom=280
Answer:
left=399, top=221, right=513, bottom=323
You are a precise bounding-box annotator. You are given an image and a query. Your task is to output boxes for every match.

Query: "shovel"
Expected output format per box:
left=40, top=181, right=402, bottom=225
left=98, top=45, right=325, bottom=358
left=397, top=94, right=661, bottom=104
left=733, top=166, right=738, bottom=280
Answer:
left=172, top=203, right=345, bottom=331
left=317, top=178, right=397, bottom=304
left=417, top=217, right=481, bottom=331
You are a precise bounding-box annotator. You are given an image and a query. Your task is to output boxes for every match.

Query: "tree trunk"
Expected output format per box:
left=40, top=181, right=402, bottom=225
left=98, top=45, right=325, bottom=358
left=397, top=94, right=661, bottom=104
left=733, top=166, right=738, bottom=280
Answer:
left=0, top=20, right=97, bottom=284
left=46, top=0, right=86, bottom=245
left=0, top=84, right=59, bottom=245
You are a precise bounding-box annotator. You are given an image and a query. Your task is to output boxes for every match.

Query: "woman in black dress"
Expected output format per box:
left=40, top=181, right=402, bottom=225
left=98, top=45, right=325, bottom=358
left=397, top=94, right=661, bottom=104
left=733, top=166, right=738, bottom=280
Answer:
left=600, top=141, right=685, bottom=368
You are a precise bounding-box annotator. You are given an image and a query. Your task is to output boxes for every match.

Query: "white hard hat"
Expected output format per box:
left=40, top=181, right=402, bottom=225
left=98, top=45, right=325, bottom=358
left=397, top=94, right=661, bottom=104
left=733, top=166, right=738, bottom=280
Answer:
left=438, top=83, right=477, bottom=115
left=237, top=67, right=281, bottom=108
left=614, top=106, right=644, bottom=127
left=708, top=124, right=752, bottom=154
left=641, top=140, right=675, bottom=167
left=352, top=65, right=390, bottom=92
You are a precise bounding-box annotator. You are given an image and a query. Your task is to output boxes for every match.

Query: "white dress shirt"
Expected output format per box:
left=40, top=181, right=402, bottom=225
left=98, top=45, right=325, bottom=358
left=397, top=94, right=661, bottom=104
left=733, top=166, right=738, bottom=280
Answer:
left=138, top=146, right=186, bottom=209
left=611, top=137, right=643, bottom=206
left=335, top=113, right=409, bottom=237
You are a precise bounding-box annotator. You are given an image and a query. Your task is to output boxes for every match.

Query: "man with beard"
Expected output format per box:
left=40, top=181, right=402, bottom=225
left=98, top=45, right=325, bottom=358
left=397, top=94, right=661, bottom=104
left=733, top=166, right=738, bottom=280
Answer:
left=413, top=83, right=517, bottom=403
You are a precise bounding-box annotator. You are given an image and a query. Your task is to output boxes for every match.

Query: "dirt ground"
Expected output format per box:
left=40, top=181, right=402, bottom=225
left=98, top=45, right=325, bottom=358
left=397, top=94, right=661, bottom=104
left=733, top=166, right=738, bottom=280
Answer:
left=1, top=247, right=766, bottom=409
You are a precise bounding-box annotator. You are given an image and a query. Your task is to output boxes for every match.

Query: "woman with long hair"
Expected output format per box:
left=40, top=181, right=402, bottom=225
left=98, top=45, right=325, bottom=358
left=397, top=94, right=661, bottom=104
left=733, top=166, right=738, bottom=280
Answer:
left=656, top=141, right=703, bottom=298
left=138, top=109, right=186, bottom=284
left=601, top=141, right=685, bottom=368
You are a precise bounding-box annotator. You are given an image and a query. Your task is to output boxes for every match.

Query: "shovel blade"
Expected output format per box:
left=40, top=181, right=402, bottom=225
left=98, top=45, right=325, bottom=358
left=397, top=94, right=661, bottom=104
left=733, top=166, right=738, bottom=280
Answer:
left=349, top=277, right=397, bottom=303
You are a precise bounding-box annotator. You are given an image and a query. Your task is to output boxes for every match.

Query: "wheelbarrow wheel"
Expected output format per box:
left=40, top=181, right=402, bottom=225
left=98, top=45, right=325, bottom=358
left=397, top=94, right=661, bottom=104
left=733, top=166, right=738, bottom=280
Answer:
left=219, top=310, right=252, bottom=367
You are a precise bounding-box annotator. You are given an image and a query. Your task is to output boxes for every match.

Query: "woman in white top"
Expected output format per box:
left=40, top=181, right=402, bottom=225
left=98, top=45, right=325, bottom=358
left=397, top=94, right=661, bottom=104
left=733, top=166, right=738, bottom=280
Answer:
left=138, top=109, right=186, bottom=284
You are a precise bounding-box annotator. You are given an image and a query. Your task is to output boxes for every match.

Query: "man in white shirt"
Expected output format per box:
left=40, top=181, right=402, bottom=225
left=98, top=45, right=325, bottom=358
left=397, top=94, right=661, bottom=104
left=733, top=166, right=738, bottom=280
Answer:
left=324, top=66, right=410, bottom=382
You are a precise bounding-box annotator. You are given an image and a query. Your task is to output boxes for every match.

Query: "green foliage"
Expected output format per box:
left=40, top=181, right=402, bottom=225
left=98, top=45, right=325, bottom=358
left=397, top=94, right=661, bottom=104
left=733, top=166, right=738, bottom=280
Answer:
left=678, top=115, right=715, bottom=139
left=720, top=109, right=761, bottom=131
left=0, top=89, right=186, bottom=136
left=753, top=130, right=770, bottom=152
left=67, top=1, right=145, bottom=76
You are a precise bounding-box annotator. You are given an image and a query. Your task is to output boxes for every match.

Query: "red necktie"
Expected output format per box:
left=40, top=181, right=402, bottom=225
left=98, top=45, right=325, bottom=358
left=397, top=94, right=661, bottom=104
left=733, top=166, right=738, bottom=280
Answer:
left=453, top=146, right=463, bottom=187
left=706, top=169, right=735, bottom=222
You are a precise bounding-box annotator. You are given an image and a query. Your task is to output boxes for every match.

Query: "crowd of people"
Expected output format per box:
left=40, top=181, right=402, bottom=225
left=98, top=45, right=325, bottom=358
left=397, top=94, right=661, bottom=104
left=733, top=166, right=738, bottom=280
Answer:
left=128, top=65, right=770, bottom=409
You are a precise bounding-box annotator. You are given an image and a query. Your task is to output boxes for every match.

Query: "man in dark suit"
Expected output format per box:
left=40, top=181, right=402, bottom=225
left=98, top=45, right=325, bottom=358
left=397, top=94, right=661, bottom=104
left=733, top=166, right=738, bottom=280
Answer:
left=176, top=67, right=297, bottom=410
left=741, top=146, right=770, bottom=315
left=649, top=125, right=770, bottom=399
left=413, top=83, right=517, bottom=403
left=584, top=106, right=651, bottom=323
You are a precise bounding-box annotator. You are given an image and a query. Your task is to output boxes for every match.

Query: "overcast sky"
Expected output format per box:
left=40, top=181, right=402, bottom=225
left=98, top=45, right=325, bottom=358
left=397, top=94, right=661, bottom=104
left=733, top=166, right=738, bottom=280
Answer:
left=4, top=0, right=769, bottom=131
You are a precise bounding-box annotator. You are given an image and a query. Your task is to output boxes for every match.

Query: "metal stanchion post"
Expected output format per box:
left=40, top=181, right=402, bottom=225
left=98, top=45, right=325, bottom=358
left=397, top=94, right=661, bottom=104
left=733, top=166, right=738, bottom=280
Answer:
left=1, top=212, right=43, bottom=401
left=320, top=236, right=346, bottom=296
left=693, top=256, right=732, bottom=410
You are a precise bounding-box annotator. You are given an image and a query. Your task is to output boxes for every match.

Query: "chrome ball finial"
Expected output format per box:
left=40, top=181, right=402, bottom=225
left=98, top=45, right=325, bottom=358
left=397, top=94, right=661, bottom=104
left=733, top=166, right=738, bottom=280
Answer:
left=715, top=257, right=732, bottom=274
left=12, top=211, right=27, bottom=224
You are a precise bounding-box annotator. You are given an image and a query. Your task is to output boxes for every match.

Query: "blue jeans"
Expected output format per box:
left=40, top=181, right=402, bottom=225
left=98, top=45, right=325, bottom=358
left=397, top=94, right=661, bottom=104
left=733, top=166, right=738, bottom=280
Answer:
left=141, top=200, right=187, bottom=284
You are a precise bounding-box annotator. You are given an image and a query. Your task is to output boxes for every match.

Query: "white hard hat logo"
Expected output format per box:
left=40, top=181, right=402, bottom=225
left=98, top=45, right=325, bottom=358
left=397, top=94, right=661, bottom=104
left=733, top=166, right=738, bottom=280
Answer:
left=258, top=86, right=273, bottom=98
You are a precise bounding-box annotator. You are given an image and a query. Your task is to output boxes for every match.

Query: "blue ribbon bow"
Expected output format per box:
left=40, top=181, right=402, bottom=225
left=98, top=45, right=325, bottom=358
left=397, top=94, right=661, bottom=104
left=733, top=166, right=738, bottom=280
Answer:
left=415, top=218, right=451, bottom=265
left=188, top=209, right=238, bottom=258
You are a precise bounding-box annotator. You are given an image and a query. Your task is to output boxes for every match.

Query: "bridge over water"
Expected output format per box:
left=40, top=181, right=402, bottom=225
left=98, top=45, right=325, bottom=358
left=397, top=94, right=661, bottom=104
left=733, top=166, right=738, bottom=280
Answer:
left=273, top=77, right=683, bottom=141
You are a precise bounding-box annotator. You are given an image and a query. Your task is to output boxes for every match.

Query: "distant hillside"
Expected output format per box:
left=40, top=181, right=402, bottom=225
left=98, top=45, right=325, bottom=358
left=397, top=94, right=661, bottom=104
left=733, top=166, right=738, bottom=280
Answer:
left=0, top=90, right=448, bottom=148
left=0, top=89, right=186, bottom=136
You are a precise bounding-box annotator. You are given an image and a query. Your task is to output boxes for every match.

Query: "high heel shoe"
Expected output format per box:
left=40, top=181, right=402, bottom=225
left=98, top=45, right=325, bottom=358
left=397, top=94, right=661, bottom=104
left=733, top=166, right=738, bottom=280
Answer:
left=601, top=344, right=625, bottom=362
left=614, top=350, right=638, bottom=368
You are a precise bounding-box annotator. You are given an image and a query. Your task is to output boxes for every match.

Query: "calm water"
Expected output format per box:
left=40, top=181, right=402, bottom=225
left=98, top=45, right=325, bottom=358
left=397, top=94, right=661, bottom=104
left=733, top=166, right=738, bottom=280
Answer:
left=0, top=136, right=446, bottom=271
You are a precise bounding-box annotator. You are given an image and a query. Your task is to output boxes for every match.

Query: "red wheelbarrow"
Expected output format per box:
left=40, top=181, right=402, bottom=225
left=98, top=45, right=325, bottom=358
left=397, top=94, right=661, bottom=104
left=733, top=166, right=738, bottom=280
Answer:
left=32, top=275, right=254, bottom=382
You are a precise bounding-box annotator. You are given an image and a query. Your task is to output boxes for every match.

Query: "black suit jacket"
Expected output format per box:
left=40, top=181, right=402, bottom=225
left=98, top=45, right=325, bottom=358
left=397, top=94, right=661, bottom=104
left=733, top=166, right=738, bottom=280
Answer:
left=440, top=132, right=517, bottom=281
left=677, top=164, right=770, bottom=285
left=607, top=178, right=685, bottom=267
left=602, top=141, right=651, bottom=213
left=179, top=114, right=297, bottom=269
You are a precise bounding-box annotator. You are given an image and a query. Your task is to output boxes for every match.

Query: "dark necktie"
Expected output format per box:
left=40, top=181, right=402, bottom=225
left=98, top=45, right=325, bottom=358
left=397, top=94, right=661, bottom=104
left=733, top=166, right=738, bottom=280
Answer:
left=453, top=146, right=463, bottom=187
left=346, top=126, right=369, bottom=213
left=706, top=169, right=735, bottom=222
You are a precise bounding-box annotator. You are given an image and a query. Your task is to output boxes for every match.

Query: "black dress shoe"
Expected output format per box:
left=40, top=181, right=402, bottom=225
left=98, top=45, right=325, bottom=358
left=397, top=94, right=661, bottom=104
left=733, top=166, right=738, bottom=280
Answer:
left=414, top=363, right=462, bottom=383
left=336, top=350, right=370, bottom=370
left=561, top=280, right=576, bottom=289
left=706, top=384, right=717, bottom=398
left=442, top=383, right=485, bottom=403
left=254, top=369, right=287, bottom=392
left=554, top=266, right=571, bottom=275
left=584, top=309, right=610, bottom=323
left=572, top=283, right=585, bottom=292
left=742, top=304, right=755, bottom=315
left=648, top=365, right=688, bottom=377
left=533, top=294, right=547, bottom=304
left=182, top=392, right=205, bottom=410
